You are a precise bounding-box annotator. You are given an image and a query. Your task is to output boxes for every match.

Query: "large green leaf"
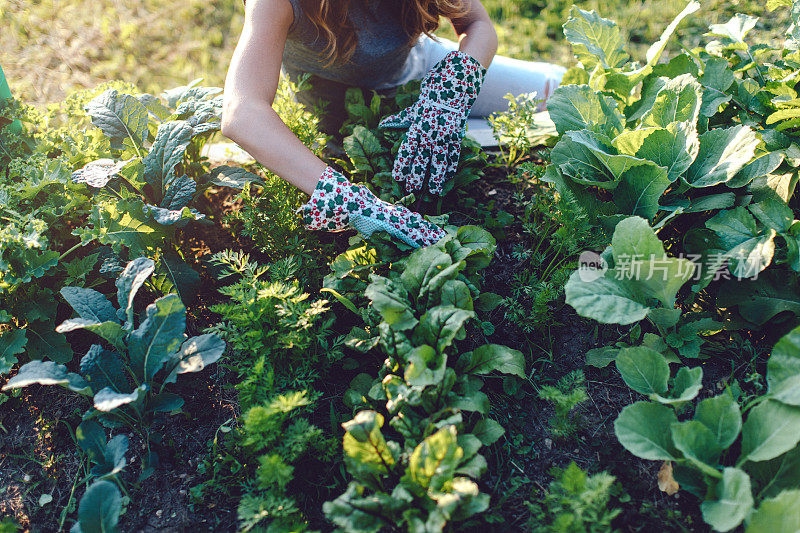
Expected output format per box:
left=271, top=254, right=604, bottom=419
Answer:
left=365, top=276, right=418, bottom=331
left=0, top=329, right=26, bottom=374
left=342, top=411, right=397, bottom=477
left=547, top=85, right=624, bottom=137
left=564, top=271, right=650, bottom=325
left=612, top=217, right=695, bottom=308
left=72, top=480, right=122, bottom=533
left=404, top=345, right=446, bottom=387
left=128, top=294, right=186, bottom=382
left=59, top=287, right=119, bottom=324
left=708, top=14, right=759, bottom=43
left=159, top=173, right=196, bottom=210
left=684, top=126, right=760, bottom=188
left=163, top=334, right=225, bottom=384
left=562, top=6, right=629, bottom=69
left=472, top=419, right=505, bottom=446
left=613, top=124, right=698, bottom=182
left=671, top=420, right=723, bottom=476
left=199, top=165, right=265, bottom=190
left=76, top=420, right=107, bottom=462
left=699, top=57, right=736, bottom=117
left=695, top=394, right=742, bottom=449
left=439, top=280, right=473, bottom=310
left=717, top=272, right=800, bottom=325
left=344, top=126, right=389, bottom=176
left=740, top=400, right=800, bottom=463
left=57, top=320, right=126, bottom=353
left=142, top=120, right=193, bottom=199
left=615, top=346, right=669, bottom=395
left=78, top=345, right=130, bottom=394
left=115, top=257, right=155, bottom=326
left=706, top=207, right=777, bottom=279
left=86, top=89, right=149, bottom=149
left=701, top=468, right=753, bottom=532
left=653, top=366, right=703, bottom=404
left=159, top=253, right=201, bottom=305
left=612, top=160, right=671, bottom=219
left=749, top=198, right=794, bottom=233
left=614, top=401, right=678, bottom=460
left=634, top=2, right=700, bottom=80
left=2, top=360, right=90, bottom=394
left=747, top=445, right=800, bottom=499
left=419, top=306, right=475, bottom=354
left=456, top=344, right=525, bottom=378
left=322, top=482, right=393, bottom=533
left=404, top=425, right=462, bottom=493
left=640, top=74, right=703, bottom=129
left=76, top=421, right=128, bottom=479
left=746, top=489, right=800, bottom=533
left=93, top=385, right=146, bottom=412
left=727, top=151, right=785, bottom=188
left=550, top=130, right=620, bottom=188
left=767, top=325, right=800, bottom=405
left=611, top=216, right=665, bottom=261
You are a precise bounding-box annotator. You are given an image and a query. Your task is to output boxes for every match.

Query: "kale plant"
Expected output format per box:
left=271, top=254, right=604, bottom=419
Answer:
left=2, top=257, right=225, bottom=471
left=70, top=80, right=263, bottom=300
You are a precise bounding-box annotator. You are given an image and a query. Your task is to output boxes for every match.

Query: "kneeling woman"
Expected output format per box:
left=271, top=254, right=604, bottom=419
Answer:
left=222, top=0, right=564, bottom=248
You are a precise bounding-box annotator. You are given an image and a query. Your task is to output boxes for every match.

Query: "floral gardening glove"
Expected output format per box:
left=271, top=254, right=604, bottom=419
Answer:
left=298, top=167, right=445, bottom=248
left=379, top=50, right=486, bottom=195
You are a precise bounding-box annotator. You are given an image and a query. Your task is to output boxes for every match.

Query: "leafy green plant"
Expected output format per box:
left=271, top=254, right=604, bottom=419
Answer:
left=69, top=81, right=263, bottom=300
left=538, top=370, right=589, bottom=439
left=70, top=480, right=123, bottom=533
left=488, top=92, right=543, bottom=168
left=525, top=462, right=623, bottom=533
left=206, top=250, right=343, bottom=405
left=236, top=390, right=335, bottom=532
left=552, top=3, right=800, bottom=330
left=613, top=325, right=800, bottom=532
left=325, top=227, right=526, bottom=532
left=503, top=175, right=608, bottom=333
left=0, top=148, right=95, bottom=375
left=2, top=257, right=225, bottom=471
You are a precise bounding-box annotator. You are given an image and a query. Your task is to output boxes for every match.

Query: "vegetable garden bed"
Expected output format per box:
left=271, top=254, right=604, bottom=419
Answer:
left=2, top=2, right=800, bottom=532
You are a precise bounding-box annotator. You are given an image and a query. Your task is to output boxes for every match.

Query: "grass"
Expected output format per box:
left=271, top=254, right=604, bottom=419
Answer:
left=1, top=0, right=790, bottom=106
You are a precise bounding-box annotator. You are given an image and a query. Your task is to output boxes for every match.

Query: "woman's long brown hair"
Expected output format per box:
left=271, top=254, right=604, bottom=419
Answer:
left=303, top=0, right=468, bottom=64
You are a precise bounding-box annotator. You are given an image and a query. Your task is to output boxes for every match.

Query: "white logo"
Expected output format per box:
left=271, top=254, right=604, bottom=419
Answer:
left=577, top=251, right=608, bottom=282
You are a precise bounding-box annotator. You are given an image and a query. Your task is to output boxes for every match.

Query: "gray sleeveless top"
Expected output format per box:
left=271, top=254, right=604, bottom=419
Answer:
left=282, top=0, right=416, bottom=88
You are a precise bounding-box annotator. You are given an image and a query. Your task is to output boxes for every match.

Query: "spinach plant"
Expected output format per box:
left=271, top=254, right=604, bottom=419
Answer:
left=325, top=227, right=526, bottom=532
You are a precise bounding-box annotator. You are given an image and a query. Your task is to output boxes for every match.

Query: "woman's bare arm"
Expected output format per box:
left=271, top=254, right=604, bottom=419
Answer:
left=449, top=0, right=498, bottom=68
left=221, top=0, right=326, bottom=195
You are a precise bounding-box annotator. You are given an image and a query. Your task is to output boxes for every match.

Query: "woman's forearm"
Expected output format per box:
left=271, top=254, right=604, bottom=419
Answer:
left=221, top=99, right=326, bottom=195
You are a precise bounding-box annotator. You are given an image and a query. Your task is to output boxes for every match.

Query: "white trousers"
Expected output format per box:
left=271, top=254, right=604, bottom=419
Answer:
left=377, top=36, right=567, bottom=116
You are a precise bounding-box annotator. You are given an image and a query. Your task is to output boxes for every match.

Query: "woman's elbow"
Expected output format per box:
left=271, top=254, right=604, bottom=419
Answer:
left=486, top=23, right=499, bottom=59
left=220, top=104, right=240, bottom=141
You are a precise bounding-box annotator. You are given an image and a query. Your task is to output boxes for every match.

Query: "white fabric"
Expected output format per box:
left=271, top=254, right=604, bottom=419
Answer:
left=376, top=36, right=567, bottom=116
